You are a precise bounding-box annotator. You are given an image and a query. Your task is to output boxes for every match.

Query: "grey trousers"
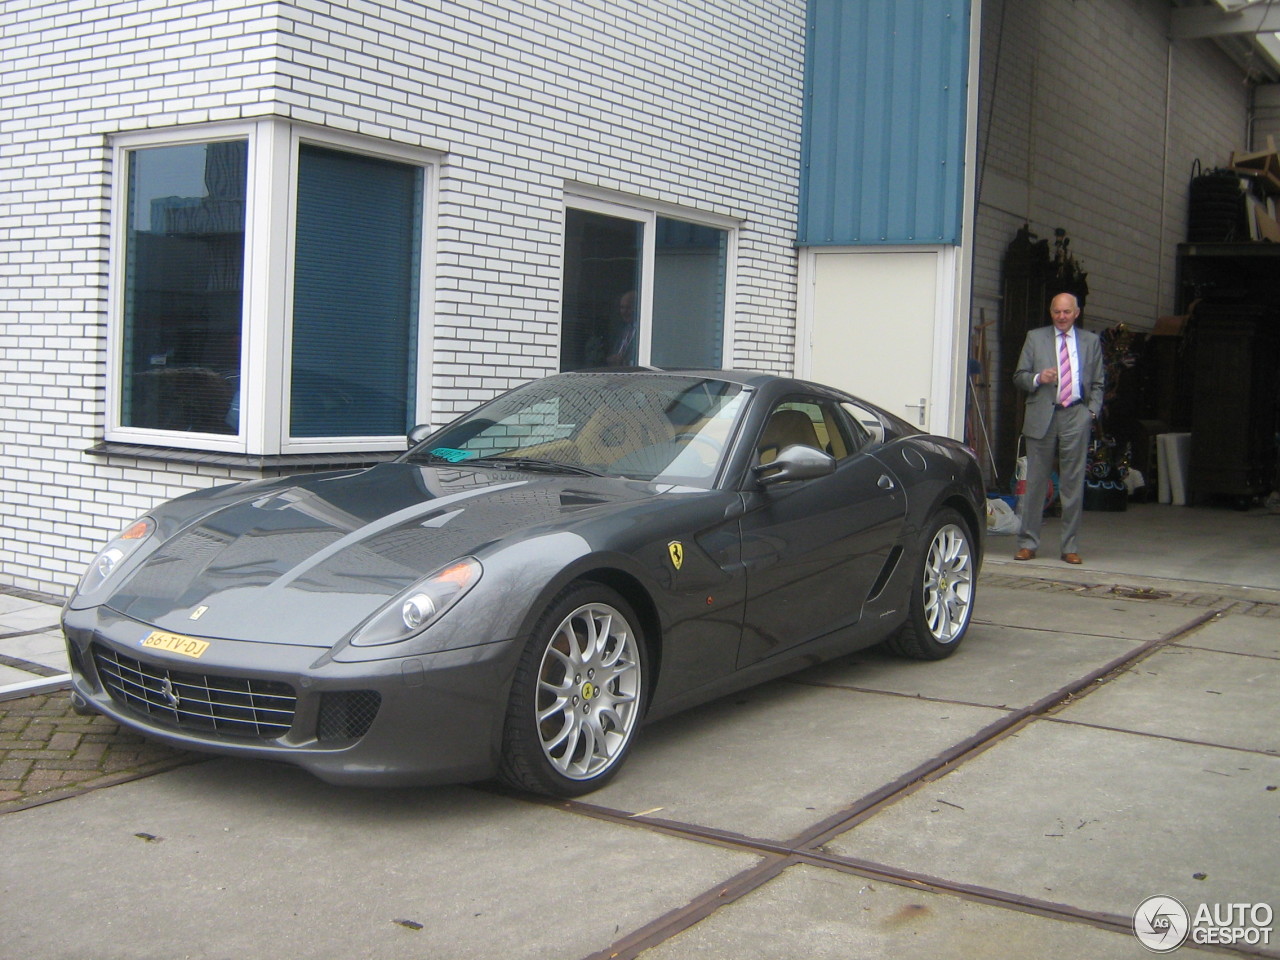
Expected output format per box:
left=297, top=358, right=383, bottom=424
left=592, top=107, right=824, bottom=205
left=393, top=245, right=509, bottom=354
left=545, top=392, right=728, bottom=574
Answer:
left=1017, top=403, right=1091, bottom=555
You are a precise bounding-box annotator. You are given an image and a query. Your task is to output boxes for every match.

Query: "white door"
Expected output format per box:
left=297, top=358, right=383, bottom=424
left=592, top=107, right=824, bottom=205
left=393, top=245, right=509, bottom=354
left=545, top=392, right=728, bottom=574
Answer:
left=806, top=249, right=941, bottom=431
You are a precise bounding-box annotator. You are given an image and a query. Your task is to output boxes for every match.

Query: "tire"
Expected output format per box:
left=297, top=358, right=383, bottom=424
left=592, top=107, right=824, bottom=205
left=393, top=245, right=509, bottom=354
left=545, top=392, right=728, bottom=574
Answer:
left=883, top=508, right=976, bottom=660
left=499, top=583, right=647, bottom=797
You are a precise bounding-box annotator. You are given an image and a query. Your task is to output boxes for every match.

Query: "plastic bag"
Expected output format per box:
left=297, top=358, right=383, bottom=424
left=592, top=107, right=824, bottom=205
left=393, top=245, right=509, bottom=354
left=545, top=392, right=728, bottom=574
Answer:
left=986, top=497, right=1019, bottom=535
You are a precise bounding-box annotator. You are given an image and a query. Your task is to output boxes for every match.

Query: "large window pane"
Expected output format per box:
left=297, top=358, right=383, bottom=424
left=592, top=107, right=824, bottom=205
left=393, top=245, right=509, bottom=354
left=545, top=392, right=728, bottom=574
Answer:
left=651, top=217, right=726, bottom=369
left=120, top=140, right=247, bottom=434
left=290, top=145, right=422, bottom=438
left=559, top=208, right=642, bottom=371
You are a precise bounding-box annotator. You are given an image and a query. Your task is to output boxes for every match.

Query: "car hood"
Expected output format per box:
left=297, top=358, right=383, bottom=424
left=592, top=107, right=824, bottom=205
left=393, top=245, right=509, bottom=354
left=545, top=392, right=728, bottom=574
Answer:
left=104, top=462, right=658, bottom=646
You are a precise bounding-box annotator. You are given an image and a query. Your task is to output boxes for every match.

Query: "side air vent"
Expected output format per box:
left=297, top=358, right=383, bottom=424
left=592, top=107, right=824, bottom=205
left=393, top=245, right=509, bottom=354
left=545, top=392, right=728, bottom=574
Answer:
left=867, top=545, right=904, bottom=602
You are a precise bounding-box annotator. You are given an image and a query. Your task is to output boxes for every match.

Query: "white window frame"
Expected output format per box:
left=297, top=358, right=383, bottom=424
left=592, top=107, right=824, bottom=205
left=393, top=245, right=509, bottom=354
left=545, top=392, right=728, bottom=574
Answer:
left=561, top=188, right=738, bottom=370
left=105, top=120, right=439, bottom=455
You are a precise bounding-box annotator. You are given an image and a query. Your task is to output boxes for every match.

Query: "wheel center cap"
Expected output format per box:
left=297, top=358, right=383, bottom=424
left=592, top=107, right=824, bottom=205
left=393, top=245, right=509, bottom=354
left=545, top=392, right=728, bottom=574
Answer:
left=581, top=681, right=598, bottom=701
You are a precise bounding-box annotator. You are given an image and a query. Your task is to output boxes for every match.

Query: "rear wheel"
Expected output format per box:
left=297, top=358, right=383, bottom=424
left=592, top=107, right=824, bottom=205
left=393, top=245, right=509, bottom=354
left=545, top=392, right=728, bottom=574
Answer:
left=884, top=508, right=975, bottom=660
left=499, top=583, right=646, bottom=797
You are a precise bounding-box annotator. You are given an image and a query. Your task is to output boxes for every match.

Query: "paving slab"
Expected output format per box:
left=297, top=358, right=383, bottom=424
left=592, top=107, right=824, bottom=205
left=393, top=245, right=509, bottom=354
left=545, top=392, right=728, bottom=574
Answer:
left=0, top=597, right=62, bottom=632
left=824, top=719, right=1280, bottom=919
left=586, top=678, right=1005, bottom=843
left=0, top=595, right=70, bottom=697
left=0, top=594, right=48, bottom=615
left=636, top=862, right=1172, bottom=960
left=0, top=663, right=41, bottom=687
left=987, top=504, right=1280, bottom=593
left=1181, top=613, right=1280, bottom=659
left=973, top=585, right=1214, bottom=640
left=1059, top=645, right=1280, bottom=754
left=0, top=629, right=69, bottom=672
left=0, top=758, right=758, bottom=960
left=793, top=624, right=1142, bottom=710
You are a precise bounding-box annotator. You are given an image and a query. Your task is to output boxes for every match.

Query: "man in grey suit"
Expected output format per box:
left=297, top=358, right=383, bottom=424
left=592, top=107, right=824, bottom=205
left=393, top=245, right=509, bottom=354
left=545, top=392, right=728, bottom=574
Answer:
left=1012, top=292, right=1105, bottom=564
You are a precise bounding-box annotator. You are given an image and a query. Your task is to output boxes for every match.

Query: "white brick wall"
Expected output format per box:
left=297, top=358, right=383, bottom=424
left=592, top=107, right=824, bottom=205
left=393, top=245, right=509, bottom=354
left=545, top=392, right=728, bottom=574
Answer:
left=267, top=0, right=806, bottom=412
left=1, top=0, right=805, bottom=595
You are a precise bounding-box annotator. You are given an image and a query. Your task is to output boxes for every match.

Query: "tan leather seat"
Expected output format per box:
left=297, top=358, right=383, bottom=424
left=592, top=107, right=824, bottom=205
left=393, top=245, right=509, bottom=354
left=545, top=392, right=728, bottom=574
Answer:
left=757, top=409, right=821, bottom=465
left=573, top=400, right=674, bottom=467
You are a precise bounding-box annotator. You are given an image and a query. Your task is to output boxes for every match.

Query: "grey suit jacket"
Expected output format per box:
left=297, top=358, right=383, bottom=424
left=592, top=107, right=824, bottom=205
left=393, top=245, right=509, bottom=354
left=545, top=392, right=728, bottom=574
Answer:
left=1012, top=324, right=1105, bottom=440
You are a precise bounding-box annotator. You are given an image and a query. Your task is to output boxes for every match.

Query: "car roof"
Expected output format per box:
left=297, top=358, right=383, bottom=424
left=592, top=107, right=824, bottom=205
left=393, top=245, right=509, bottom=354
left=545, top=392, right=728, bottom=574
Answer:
left=559, top=368, right=920, bottom=439
left=563, top=367, right=815, bottom=391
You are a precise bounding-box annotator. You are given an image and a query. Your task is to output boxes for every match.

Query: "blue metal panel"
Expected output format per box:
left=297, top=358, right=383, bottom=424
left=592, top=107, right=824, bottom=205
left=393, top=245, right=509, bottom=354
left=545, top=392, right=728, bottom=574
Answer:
left=799, top=0, right=970, bottom=245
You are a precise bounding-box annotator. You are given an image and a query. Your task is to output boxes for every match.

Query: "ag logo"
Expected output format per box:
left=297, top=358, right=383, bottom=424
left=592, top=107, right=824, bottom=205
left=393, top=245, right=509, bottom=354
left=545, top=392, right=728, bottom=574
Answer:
left=667, top=541, right=684, bottom=571
left=1133, top=895, right=1190, bottom=953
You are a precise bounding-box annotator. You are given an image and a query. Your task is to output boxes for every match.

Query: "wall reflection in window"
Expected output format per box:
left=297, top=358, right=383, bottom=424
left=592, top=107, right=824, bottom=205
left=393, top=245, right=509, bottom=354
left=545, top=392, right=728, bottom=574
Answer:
left=121, top=140, right=247, bottom=434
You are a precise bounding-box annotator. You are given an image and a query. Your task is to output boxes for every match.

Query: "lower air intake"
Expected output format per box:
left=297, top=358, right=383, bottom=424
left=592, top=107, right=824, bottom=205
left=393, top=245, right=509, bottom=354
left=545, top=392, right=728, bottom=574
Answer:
left=317, top=690, right=382, bottom=742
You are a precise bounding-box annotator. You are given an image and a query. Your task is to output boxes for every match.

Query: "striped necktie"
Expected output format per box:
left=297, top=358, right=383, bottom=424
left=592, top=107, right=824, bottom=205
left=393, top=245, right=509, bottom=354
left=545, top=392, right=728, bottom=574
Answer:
left=1058, top=333, right=1073, bottom=405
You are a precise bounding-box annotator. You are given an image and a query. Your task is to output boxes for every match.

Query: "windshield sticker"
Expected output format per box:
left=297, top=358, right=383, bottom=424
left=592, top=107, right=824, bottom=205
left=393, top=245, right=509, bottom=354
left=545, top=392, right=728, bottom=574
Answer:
left=430, top=447, right=478, bottom=463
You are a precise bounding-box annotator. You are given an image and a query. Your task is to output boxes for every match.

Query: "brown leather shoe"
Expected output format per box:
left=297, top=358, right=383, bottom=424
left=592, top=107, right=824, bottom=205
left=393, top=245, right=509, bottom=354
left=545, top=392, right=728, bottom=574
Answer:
left=1061, top=553, right=1083, bottom=564
left=1014, top=548, right=1035, bottom=561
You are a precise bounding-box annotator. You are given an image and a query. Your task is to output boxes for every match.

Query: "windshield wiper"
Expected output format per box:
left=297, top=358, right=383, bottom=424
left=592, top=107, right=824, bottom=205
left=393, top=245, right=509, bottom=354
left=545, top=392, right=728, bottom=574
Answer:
left=467, top=456, right=603, bottom=477
left=406, top=449, right=463, bottom=465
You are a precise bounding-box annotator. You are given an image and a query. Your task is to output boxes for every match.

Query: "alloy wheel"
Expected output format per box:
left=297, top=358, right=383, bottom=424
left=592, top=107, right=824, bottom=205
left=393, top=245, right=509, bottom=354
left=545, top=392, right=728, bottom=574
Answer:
left=535, top=601, right=643, bottom=781
left=921, top=522, right=974, bottom=643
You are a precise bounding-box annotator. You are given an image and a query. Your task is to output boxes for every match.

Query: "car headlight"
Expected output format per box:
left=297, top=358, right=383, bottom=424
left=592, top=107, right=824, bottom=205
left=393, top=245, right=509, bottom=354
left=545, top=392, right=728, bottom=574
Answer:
left=76, top=518, right=155, bottom=599
left=348, top=557, right=482, bottom=647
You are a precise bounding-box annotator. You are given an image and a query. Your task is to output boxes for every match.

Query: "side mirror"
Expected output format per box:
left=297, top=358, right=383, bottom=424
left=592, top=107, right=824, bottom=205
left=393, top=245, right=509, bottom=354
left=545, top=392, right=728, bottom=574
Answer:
left=407, top=424, right=434, bottom=448
left=754, top=444, right=836, bottom=486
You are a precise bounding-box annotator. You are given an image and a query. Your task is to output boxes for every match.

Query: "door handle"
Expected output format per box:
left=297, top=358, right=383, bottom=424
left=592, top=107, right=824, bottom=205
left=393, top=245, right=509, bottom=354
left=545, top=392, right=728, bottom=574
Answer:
left=904, top=397, right=927, bottom=426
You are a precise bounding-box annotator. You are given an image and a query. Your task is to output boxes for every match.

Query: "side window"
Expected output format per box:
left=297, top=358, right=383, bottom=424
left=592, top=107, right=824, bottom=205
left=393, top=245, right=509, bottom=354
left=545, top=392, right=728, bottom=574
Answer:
left=289, top=144, right=423, bottom=439
left=757, top=398, right=858, bottom=466
left=840, top=401, right=882, bottom=447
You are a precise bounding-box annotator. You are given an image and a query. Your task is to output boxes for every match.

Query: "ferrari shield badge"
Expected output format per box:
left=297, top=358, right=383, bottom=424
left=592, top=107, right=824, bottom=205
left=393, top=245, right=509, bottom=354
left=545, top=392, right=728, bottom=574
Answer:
left=667, top=541, right=684, bottom=571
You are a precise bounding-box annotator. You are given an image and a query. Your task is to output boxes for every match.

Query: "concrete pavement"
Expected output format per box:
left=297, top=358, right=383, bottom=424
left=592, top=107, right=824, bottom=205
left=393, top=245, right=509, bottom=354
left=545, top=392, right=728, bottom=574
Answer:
left=2, top=500, right=1278, bottom=958
left=0, top=589, right=67, bottom=702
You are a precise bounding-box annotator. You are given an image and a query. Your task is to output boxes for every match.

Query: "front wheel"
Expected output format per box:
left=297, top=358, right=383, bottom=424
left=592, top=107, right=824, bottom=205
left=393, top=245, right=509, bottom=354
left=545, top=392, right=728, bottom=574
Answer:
left=884, top=508, right=976, bottom=660
left=499, top=584, right=647, bottom=797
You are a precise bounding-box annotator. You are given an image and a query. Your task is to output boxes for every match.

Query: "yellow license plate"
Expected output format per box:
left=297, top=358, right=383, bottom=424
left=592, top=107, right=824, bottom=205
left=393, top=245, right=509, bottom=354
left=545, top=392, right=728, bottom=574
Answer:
left=141, top=631, right=210, bottom=660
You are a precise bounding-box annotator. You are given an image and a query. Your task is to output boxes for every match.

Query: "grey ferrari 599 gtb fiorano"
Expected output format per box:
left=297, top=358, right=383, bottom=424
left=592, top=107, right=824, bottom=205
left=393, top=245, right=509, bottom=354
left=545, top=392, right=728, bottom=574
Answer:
left=64, top=370, right=984, bottom=797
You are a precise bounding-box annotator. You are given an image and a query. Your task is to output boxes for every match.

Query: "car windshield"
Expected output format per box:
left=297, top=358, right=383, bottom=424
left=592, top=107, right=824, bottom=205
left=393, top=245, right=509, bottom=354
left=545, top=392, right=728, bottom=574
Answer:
left=405, top=373, right=749, bottom=486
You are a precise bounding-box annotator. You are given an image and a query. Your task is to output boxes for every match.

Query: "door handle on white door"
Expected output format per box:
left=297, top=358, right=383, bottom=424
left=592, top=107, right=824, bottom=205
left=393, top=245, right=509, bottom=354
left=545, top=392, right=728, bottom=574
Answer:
left=904, top=398, right=927, bottom=426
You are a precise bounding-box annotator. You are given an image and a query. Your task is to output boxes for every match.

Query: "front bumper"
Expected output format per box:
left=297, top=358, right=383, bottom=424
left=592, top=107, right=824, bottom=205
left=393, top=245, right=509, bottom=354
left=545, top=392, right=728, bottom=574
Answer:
left=62, top=605, right=523, bottom=787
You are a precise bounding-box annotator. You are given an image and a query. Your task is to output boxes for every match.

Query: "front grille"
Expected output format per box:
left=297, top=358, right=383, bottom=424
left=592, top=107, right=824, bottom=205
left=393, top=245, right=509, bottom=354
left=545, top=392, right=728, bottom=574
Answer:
left=92, top=643, right=297, bottom=740
left=317, top=690, right=382, bottom=742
